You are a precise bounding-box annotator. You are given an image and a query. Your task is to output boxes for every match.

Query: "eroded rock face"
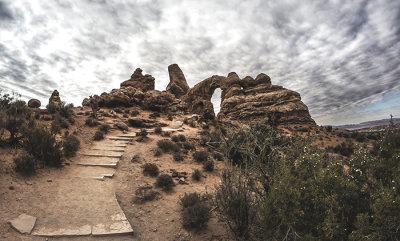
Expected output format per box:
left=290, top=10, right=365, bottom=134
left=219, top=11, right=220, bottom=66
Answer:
left=181, top=71, right=314, bottom=125
left=49, top=90, right=61, bottom=107
left=28, top=99, right=41, bottom=108
left=120, top=68, right=155, bottom=91
left=82, top=64, right=315, bottom=125
left=166, top=64, right=190, bottom=98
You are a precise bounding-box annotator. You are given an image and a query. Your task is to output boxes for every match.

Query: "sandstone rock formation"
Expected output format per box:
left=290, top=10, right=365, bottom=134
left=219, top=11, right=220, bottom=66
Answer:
left=120, top=68, right=155, bottom=91
left=181, top=71, right=314, bottom=125
left=49, top=90, right=62, bottom=107
left=166, top=64, right=189, bottom=98
left=28, top=99, right=41, bottom=108
left=82, top=64, right=315, bottom=125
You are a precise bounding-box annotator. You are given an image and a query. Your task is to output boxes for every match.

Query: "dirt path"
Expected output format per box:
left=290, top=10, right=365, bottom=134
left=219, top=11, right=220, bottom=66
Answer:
left=1, top=119, right=231, bottom=240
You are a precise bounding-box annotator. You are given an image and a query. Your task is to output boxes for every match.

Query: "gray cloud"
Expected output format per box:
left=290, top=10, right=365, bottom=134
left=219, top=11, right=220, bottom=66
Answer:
left=0, top=0, right=399, bottom=125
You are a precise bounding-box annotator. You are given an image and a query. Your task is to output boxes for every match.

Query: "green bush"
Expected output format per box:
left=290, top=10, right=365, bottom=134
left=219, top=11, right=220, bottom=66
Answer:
left=14, top=153, right=36, bottom=175
left=183, top=142, right=195, bottom=150
left=23, top=124, right=63, bottom=166
left=93, top=131, right=104, bottom=141
left=142, top=163, right=159, bottom=177
left=156, top=174, right=174, bottom=191
left=130, top=109, right=140, bottom=116
left=0, top=93, right=29, bottom=143
left=63, top=135, right=80, bottom=157
left=333, top=141, right=354, bottom=157
left=193, top=151, right=208, bottom=163
left=157, top=139, right=180, bottom=153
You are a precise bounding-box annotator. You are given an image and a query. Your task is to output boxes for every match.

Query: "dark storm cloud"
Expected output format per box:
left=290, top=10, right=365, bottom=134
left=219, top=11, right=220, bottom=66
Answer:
left=0, top=1, right=13, bottom=21
left=0, top=0, right=399, bottom=124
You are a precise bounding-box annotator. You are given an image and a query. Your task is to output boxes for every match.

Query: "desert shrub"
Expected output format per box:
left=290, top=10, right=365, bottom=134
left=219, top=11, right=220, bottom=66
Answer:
left=154, top=126, right=162, bottom=134
left=173, top=152, right=184, bottom=162
left=142, top=163, right=159, bottom=177
left=171, top=135, right=180, bottom=142
left=46, top=103, right=58, bottom=114
left=14, top=153, right=36, bottom=175
left=124, top=109, right=130, bottom=114
left=114, top=108, right=122, bottom=113
left=333, top=141, right=354, bottom=157
left=192, top=169, right=202, bottom=181
left=0, top=93, right=29, bottom=143
left=193, top=151, right=208, bottom=163
left=156, top=174, right=174, bottom=191
left=178, top=134, right=186, bottom=142
left=183, top=142, right=195, bottom=150
left=167, top=113, right=173, bottom=121
left=213, top=152, right=224, bottom=161
left=189, top=121, right=196, bottom=128
left=203, top=160, right=214, bottom=172
left=180, top=192, right=211, bottom=229
left=85, top=117, right=99, bottom=127
left=131, top=109, right=140, bottom=116
left=99, top=124, right=110, bottom=134
left=326, top=125, right=333, bottom=132
left=162, top=131, right=171, bottom=137
left=154, top=148, right=162, bottom=157
left=63, top=135, right=80, bottom=157
left=128, top=118, right=144, bottom=127
left=213, top=168, right=259, bottom=238
left=131, top=154, right=141, bottom=162
left=50, top=120, right=61, bottom=134
left=134, top=185, right=160, bottom=203
left=137, top=129, right=148, bottom=137
left=149, top=113, right=159, bottom=119
left=23, top=124, right=63, bottom=166
left=123, top=114, right=128, bottom=118
left=93, top=131, right=104, bottom=141
left=157, top=139, right=180, bottom=153
left=58, top=102, right=74, bottom=119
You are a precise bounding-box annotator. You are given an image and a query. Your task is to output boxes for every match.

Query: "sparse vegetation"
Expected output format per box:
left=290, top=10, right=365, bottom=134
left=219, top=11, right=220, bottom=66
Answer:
left=192, top=169, right=202, bottom=181
left=154, top=148, right=162, bottom=157
left=203, top=160, right=214, bottom=172
left=134, top=185, right=160, bottom=203
left=173, top=152, right=184, bottom=162
left=142, top=163, right=159, bottom=177
left=14, top=153, right=36, bottom=175
left=93, top=130, right=104, bottom=141
left=99, top=124, right=110, bottom=134
left=193, top=151, right=208, bottom=163
left=154, top=126, right=162, bottom=134
left=156, top=174, right=174, bottom=191
left=180, top=192, right=210, bottom=229
left=85, top=117, right=99, bottom=127
left=137, top=128, right=148, bottom=137
left=157, top=139, right=180, bottom=153
left=63, top=135, right=80, bottom=157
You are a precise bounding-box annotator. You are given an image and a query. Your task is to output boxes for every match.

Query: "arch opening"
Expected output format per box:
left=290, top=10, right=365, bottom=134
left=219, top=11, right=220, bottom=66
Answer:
left=211, top=88, right=222, bottom=116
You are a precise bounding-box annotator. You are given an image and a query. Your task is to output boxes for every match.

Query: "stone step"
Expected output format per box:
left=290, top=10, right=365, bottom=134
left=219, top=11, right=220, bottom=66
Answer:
left=79, top=153, right=122, bottom=158
left=77, top=163, right=117, bottom=168
left=108, top=137, right=134, bottom=141
left=90, top=148, right=125, bottom=152
left=73, top=166, right=116, bottom=180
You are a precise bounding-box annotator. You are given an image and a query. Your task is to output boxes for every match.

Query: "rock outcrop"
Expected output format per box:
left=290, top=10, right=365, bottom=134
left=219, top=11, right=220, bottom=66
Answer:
left=49, top=90, right=62, bottom=107
left=166, top=64, right=189, bottom=98
left=120, top=68, right=155, bottom=91
left=28, top=99, right=41, bottom=108
left=82, top=64, right=315, bottom=125
left=181, top=71, right=314, bottom=125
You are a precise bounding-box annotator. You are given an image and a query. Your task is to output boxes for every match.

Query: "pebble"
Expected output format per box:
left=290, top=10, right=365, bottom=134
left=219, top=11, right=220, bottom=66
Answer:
left=47, top=179, right=52, bottom=182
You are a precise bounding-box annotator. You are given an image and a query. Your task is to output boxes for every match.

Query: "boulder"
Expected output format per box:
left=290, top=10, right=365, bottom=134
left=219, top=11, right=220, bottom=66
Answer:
left=120, top=68, right=155, bottom=91
left=115, top=122, right=129, bottom=131
left=166, top=64, right=190, bottom=98
left=28, top=99, right=41, bottom=108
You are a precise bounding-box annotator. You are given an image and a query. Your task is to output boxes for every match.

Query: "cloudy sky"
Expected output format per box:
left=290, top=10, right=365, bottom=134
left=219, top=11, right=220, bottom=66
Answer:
left=0, top=0, right=399, bottom=125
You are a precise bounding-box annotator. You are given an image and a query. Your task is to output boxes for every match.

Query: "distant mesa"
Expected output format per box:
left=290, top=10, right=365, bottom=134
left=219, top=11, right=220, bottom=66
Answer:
left=82, top=64, right=315, bottom=125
